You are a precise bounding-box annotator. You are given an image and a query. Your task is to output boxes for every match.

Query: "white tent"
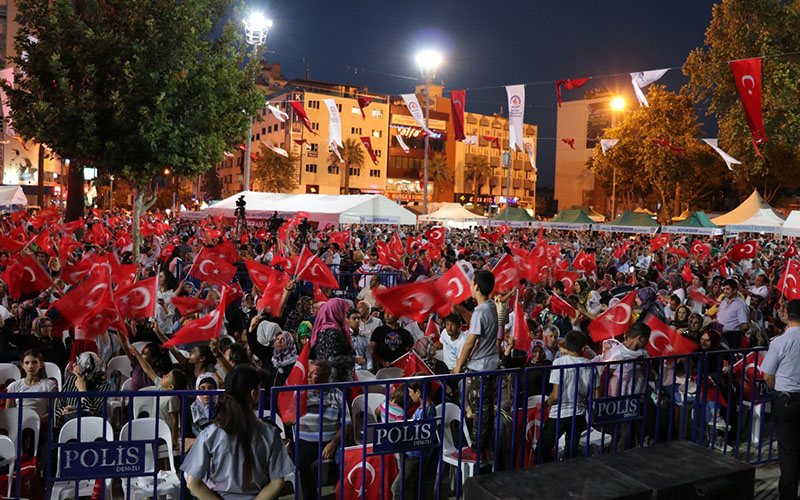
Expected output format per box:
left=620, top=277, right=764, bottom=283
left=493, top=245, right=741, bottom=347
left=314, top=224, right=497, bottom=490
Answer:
left=205, top=191, right=417, bottom=225
left=781, top=211, right=800, bottom=237
left=724, top=208, right=785, bottom=234
left=418, top=202, right=485, bottom=228
left=711, top=190, right=784, bottom=226
left=0, top=185, right=27, bottom=206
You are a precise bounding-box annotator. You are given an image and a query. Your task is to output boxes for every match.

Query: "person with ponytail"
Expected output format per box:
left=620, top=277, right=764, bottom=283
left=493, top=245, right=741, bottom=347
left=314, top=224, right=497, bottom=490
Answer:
left=182, top=364, right=293, bottom=500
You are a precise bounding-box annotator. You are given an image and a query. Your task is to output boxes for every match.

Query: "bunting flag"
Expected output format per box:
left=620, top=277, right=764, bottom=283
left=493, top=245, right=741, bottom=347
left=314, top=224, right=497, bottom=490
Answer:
left=400, top=94, right=433, bottom=134
left=266, top=102, right=288, bottom=122
left=652, top=139, right=684, bottom=153
left=506, top=85, right=525, bottom=152
left=359, top=136, right=379, bottom=165
left=394, top=134, right=410, bottom=153
left=701, top=139, right=741, bottom=171
left=555, top=77, right=589, bottom=107
left=330, top=140, right=344, bottom=163
left=630, top=68, right=669, bottom=107
left=293, top=138, right=311, bottom=150
left=356, top=96, right=372, bottom=119
left=262, top=139, right=288, bottom=158
left=561, top=138, right=575, bottom=150
left=323, top=98, right=343, bottom=148
left=450, top=90, right=466, bottom=141
left=600, top=139, right=619, bottom=155
left=484, top=136, right=502, bottom=152
left=462, top=135, right=478, bottom=146
left=730, top=57, right=767, bottom=148
left=522, top=138, right=537, bottom=171
left=290, top=101, right=317, bottom=135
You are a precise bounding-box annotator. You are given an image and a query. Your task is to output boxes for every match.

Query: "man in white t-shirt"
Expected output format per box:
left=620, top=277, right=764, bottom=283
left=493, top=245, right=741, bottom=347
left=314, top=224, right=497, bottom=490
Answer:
left=440, top=314, right=467, bottom=370
left=356, top=301, right=382, bottom=339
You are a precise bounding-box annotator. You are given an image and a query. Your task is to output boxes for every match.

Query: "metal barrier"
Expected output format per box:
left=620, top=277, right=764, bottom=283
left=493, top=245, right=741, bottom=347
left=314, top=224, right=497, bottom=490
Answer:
left=0, top=347, right=775, bottom=500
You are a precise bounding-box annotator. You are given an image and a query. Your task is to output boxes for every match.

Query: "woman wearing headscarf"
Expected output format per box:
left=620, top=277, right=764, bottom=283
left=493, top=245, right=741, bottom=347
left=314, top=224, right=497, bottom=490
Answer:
left=271, top=332, right=299, bottom=387
left=55, top=352, right=111, bottom=426
left=636, top=287, right=666, bottom=322
left=311, top=298, right=356, bottom=383
left=189, top=372, right=219, bottom=436
left=285, top=296, right=313, bottom=334
left=14, top=316, right=69, bottom=370
left=296, top=321, right=312, bottom=349
left=573, top=279, right=591, bottom=310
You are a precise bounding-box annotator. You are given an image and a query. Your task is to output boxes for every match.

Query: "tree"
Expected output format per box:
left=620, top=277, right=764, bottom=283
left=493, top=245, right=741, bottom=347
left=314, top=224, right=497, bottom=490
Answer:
left=328, top=138, right=365, bottom=194
left=251, top=145, right=299, bottom=193
left=416, top=153, right=453, bottom=202
left=589, top=86, right=726, bottom=222
left=464, top=155, right=492, bottom=201
left=202, top=167, right=223, bottom=201
left=683, top=0, right=800, bottom=201
left=6, top=0, right=263, bottom=261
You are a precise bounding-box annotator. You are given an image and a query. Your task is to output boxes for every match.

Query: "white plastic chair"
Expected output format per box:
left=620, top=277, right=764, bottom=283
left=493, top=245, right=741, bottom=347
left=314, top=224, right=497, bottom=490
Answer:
left=0, top=408, right=40, bottom=458
left=132, top=388, right=159, bottom=420
left=107, top=355, right=133, bottom=379
left=51, top=417, right=114, bottom=500
left=556, top=415, right=614, bottom=459
left=0, top=435, right=15, bottom=499
left=118, top=418, right=180, bottom=500
left=351, top=394, right=385, bottom=444
left=436, top=402, right=475, bottom=488
left=375, top=367, right=404, bottom=380
left=0, top=363, right=21, bottom=385
left=355, top=370, right=375, bottom=382
left=44, top=362, right=62, bottom=391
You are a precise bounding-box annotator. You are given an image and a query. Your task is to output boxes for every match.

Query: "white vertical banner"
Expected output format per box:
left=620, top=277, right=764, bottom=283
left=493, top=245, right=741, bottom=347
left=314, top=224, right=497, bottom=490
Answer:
left=400, top=94, right=433, bottom=134
left=322, top=98, right=343, bottom=148
left=522, top=138, right=537, bottom=171
left=506, top=85, right=525, bottom=151
left=394, top=134, right=410, bottom=153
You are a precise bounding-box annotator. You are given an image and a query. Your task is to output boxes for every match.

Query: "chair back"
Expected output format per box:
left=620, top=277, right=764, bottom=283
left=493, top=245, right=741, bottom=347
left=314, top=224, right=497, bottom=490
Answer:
left=118, top=418, right=176, bottom=474
left=0, top=435, right=15, bottom=499
left=44, top=362, right=62, bottom=390
left=0, top=363, right=21, bottom=385
left=107, top=356, right=132, bottom=379
left=375, top=367, right=404, bottom=380
left=0, top=408, right=40, bottom=457
left=56, top=417, right=114, bottom=475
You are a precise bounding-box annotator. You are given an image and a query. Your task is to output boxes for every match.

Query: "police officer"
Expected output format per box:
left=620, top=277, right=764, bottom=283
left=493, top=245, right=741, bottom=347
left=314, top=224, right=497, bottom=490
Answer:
left=762, top=299, right=800, bottom=500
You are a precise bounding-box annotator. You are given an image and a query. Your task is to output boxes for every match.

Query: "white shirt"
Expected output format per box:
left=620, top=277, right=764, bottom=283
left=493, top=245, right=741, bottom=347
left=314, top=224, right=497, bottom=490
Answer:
left=440, top=331, right=467, bottom=370
left=549, top=355, right=600, bottom=416
left=605, top=343, right=649, bottom=396
left=358, top=316, right=383, bottom=339
left=7, top=378, right=56, bottom=417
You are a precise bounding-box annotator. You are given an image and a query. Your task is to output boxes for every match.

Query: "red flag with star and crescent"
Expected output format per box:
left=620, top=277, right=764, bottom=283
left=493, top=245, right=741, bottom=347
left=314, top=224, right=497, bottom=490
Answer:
left=336, top=445, right=398, bottom=500
left=115, top=277, right=159, bottom=319
left=643, top=315, right=699, bottom=357
left=295, top=246, right=340, bottom=289
left=373, top=280, right=448, bottom=323
left=359, top=136, right=380, bottom=165
left=189, top=246, right=237, bottom=287
left=588, top=290, right=636, bottom=342
left=164, top=289, right=231, bottom=347
left=730, top=57, right=768, bottom=150
left=356, top=96, right=372, bottom=120
left=425, top=226, right=445, bottom=246
left=572, top=251, right=596, bottom=274
left=290, top=101, right=318, bottom=136
left=277, top=342, right=310, bottom=423
left=690, top=240, right=711, bottom=258
left=650, top=234, right=669, bottom=252
left=778, top=260, right=800, bottom=300
left=553, top=269, right=579, bottom=292
left=436, top=262, right=472, bottom=304
left=4, top=254, right=53, bottom=298
left=550, top=293, right=578, bottom=318
left=450, top=89, right=466, bottom=141
left=728, top=241, right=757, bottom=261
left=375, top=240, right=404, bottom=269
left=491, top=253, right=519, bottom=293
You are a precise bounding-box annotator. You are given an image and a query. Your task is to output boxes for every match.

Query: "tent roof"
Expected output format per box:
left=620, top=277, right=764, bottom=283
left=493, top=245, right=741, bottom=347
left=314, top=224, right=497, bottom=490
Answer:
left=671, top=211, right=720, bottom=228
left=419, top=202, right=485, bottom=221
left=567, top=205, right=605, bottom=222
left=724, top=208, right=785, bottom=233
left=0, top=185, right=27, bottom=206
left=782, top=210, right=800, bottom=237
left=604, top=210, right=660, bottom=227
left=711, top=190, right=784, bottom=225
left=206, top=191, right=417, bottom=225
left=490, top=206, right=535, bottom=222
left=551, top=208, right=594, bottom=224
left=633, top=207, right=656, bottom=216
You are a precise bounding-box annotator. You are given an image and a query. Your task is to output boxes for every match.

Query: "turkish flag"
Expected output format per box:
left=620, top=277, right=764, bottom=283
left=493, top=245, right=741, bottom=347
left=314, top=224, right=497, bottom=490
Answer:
left=728, top=241, right=757, bottom=261
left=373, top=280, right=448, bottom=323
left=246, top=259, right=284, bottom=292
left=9, top=210, right=27, bottom=224
left=0, top=234, right=24, bottom=252
left=330, top=230, right=351, bottom=247
left=208, top=239, right=239, bottom=265
left=588, top=290, right=636, bottom=342
left=450, top=89, right=466, bottom=141
left=436, top=262, right=472, bottom=304
left=512, top=299, right=531, bottom=358
left=784, top=244, right=798, bottom=258
left=509, top=241, right=528, bottom=257
left=375, top=240, right=404, bottom=269
left=256, top=271, right=290, bottom=315
left=336, top=445, right=398, bottom=500
left=53, top=268, right=112, bottom=327
left=556, top=77, right=589, bottom=107
left=31, top=230, right=55, bottom=257
left=29, top=207, right=59, bottom=230
left=480, top=232, right=500, bottom=244
left=389, top=233, right=404, bottom=255
left=524, top=255, right=550, bottom=285
left=60, top=253, right=99, bottom=285
left=643, top=315, right=698, bottom=356
left=681, top=262, right=694, bottom=283
left=290, top=101, right=318, bottom=135
left=498, top=224, right=509, bottom=236
left=116, top=277, right=159, bottom=319
left=392, top=350, right=435, bottom=378
left=164, top=290, right=229, bottom=346
left=732, top=351, right=768, bottom=400
left=730, top=58, right=768, bottom=144
left=690, top=240, right=711, bottom=258
left=359, top=136, right=380, bottom=165
left=277, top=342, right=310, bottom=423
left=114, top=231, right=132, bottom=250
left=90, top=223, right=110, bottom=246
left=650, top=234, right=669, bottom=252
left=553, top=269, right=579, bottom=292
left=550, top=293, right=577, bottom=318
left=484, top=136, right=502, bottom=152
left=613, top=244, right=624, bottom=259
left=425, top=226, right=445, bottom=246
left=8, top=225, right=28, bottom=244
left=171, top=296, right=217, bottom=317
left=425, top=317, right=440, bottom=343
left=356, top=96, right=372, bottom=120
left=688, top=287, right=719, bottom=307
left=572, top=251, right=596, bottom=274
left=4, top=254, right=53, bottom=298
left=778, top=260, right=800, bottom=300
left=189, top=247, right=237, bottom=287
left=406, top=236, right=422, bottom=255
left=296, top=246, right=340, bottom=289
left=667, top=247, right=688, bottom=259
left=491, top=253, right=519, bottom=293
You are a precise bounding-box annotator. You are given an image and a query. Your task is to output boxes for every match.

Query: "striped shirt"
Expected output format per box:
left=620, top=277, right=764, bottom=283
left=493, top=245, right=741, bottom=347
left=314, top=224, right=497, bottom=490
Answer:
left=298, top=389, right=351, bottom=442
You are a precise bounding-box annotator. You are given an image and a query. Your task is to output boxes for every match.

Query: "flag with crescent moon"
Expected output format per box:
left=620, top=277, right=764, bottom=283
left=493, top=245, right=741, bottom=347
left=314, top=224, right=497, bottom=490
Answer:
left=588, top=290, right=636, bottom=342
left=356, top=96, right=372, bottom=120
left=778, top=259, right=800, bottom=300
left=189, top=246, right=237, bottom=287
left=373, top=280, right=448, bottom=322
left=359, top=136, right=379, bottom=165
left=290, top=101, right=318, bottom=136
left=450, top=89, right=466, bottom=141
left=643, top=314, right=698, bottom=356
left=336, top=445, right=398, bottom=500
left=556, top=77, right=589, bottom=107
left=116, top=277, right=159, bottom=319
left=277, top=342, right=310, bottom=423
left=436, top=262, right=472, bottom=304
left=730, top=57, right=767, bottom=149
left=164, top=288, right=230, bottom=346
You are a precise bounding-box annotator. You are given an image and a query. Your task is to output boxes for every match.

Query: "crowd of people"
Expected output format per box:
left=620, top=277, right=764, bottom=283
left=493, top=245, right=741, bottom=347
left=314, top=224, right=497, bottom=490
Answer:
left=0, top=205, right=797, bottom=499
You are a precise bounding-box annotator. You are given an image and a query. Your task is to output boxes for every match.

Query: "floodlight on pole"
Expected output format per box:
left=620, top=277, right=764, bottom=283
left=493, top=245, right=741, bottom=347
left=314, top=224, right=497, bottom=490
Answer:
left=610, top=97, right=626, bottom=110
left=415, top=49, right=442, bottom=215
left=242, top=13, right=272, bottom=193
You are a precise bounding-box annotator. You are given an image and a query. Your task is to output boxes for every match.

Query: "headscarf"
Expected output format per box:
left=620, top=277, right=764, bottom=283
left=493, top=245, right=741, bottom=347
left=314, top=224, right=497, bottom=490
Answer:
left=637, top=287, right=658, bottom=314
left=74, top=352, right=106, bottom=384
left=574, top=279, right=590, bottom=306
left=256, top=320, right=281, bottom=347
left=311, top=298, right=351, bottom=347
left=31, top=316, right=50, bottom=338
left=271, top=331, right=299, bottom=369
left=296, top=296, right=313, bottom=314
left=190, top=372, right=218, bottom=424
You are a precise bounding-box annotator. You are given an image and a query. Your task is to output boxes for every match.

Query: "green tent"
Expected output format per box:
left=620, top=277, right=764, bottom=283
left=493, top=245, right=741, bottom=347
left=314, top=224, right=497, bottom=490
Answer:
left=662, top=211, right=723, bottom=235
left=551, top=208, right=594, bottom=224
left=597, top=210, right=659, bottom=233
left=487, top=206, right=535, bottom=227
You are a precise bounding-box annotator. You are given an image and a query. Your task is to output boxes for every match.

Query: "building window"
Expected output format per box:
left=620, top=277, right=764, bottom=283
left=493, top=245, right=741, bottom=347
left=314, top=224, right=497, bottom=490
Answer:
left=350, top=127, right=362, bottom=135
left=262, top=127, right=266, bottom=134
left=349, top=167, right=361, bottom=176
left=255, top=133, right=260, bottom=140
left=337, top=104, right=342, bottom=112
left=374, top=150, right=382, bottom=157
left=372, top=130, right=382, bottom=138
left=328, top=165, right=339, bottom=175
left=311, top=122, right=320, bottom=131
left=372, top=109, right=383, bottom=118
left=281, top=122, right=285, bottom=130
left=351, top=106, right=360, bottom=115
left=305, top=164, right=317, bottom=173
left=307, top=100, right=320, bottom=109
left=369, top=169, right=381, bottom=177
left=309, top=143, right=319, bottom=152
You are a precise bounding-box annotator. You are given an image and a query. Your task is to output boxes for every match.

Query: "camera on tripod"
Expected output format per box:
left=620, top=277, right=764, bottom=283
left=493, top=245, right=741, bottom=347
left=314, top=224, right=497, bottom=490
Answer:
left=234, top=195, right=247, bottom=220
left=268, top=211, right=284, bottom=233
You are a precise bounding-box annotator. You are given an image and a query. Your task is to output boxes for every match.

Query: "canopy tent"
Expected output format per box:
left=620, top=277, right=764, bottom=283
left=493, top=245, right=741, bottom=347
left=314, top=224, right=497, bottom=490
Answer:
left=0, top=185, right=27, bottom=207
left=711, top=190, right=784, bottom=226
left=596, top=210, right=659, bottom=234
left=633, top=207, right=656, bottom=216
left=533, top=208, right=594, bottom=230
left=781, top=211, right=800, bottom=238
left=418, top=202, right=485, bottom=228
left=205, top=191, right=417, bottom=225
left=662, top=211, right=723, bottom=236
left=567, top=205, right=605, bottom=223
left=724, top=208, right=785, bottom=234
left=481, top=206, right=536, bottom=227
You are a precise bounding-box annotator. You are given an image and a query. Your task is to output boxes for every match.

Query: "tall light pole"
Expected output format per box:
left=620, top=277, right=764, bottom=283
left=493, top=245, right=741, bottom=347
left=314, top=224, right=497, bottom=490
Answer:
left=609, top=96, right=625, bottom=218
left=415, top=50, right=442, bottom=215
left=242, top=12, right=272, bottom=193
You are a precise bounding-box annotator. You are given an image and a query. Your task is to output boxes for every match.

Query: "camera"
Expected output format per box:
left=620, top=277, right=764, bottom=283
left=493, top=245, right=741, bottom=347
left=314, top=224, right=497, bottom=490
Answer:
left=234, top=195, right=247, bottom=220
left=268, top=211, right=284, bottom=233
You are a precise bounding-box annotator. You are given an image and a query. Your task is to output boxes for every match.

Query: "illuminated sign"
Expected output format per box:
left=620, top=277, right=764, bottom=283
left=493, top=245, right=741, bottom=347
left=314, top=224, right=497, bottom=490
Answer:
left=390, top=125, right=441, bottom=140
left=390, top=114, right=446, bottom=131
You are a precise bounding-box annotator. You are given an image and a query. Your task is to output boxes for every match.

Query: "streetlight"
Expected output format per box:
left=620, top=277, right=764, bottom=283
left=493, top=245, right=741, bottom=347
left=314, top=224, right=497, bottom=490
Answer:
left=415, top=49, right=442, bottom=215
left=610, top=97, right=626, bottom=111
left=609, top=96, right=625, bottom=218
left=242, top=12, right=273, bottom=193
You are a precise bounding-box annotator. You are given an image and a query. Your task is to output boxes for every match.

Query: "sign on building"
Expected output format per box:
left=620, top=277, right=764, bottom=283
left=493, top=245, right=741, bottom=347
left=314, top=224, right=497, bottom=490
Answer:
left=372, top=418, right=440, bottom=455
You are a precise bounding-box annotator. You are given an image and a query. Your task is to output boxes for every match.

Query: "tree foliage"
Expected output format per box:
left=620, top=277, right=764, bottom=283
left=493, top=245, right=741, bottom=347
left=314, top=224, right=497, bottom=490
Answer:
left=589, top=86, right=727, bottom=221
left=251, top=145, right=299, bottom=193
left=328, top=138, right=365, bottom=193
left=464, top=155, right=492, bottom=200
left=683, top=0, right=800, bottom=201
left=202, top=167, right=223, bottom=201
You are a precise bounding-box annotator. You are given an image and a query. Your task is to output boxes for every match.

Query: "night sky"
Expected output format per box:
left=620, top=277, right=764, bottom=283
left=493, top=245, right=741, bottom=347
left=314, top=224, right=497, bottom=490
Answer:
left=250, top=0, right=720, bottom=188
